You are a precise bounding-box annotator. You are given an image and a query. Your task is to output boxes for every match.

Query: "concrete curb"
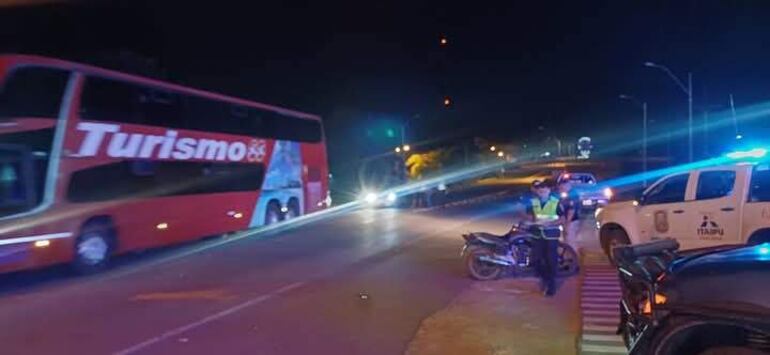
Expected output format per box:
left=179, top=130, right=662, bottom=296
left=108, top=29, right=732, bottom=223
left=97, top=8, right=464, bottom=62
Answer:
left=412, top=190, right=513, bottom=213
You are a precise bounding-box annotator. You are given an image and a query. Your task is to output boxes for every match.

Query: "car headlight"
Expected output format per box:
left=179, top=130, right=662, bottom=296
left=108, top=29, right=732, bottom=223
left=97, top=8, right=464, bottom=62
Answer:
left=359, top=191, right=379, bottom=204
left=603, top=187, right=614, bottom=199
left=386, top=192, right=397, bottom=202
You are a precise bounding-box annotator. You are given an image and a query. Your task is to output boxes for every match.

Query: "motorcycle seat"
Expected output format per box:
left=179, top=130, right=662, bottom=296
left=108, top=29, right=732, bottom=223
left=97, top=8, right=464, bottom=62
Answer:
left=472, top=232, right=509, bottom=245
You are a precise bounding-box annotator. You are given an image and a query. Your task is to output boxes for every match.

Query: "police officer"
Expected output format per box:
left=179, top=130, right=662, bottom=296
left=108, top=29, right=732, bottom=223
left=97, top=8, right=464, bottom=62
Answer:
left=525, top=180, right=561, bottom=296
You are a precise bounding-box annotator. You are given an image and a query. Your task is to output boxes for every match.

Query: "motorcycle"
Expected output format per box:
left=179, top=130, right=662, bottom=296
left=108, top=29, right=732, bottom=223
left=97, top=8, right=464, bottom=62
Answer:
left=613, top=239, right=680, bottom=351
left=461, top=222, right=580, bottom=280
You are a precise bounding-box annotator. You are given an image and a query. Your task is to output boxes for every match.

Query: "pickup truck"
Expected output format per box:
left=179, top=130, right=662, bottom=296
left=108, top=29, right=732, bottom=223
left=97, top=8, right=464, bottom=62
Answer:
left=596, top=161, right=770, bottom=259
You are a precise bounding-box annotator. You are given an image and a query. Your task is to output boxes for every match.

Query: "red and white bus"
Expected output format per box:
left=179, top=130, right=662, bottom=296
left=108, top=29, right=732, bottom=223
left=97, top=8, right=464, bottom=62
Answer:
left=0, top=55, right=330, bottom=273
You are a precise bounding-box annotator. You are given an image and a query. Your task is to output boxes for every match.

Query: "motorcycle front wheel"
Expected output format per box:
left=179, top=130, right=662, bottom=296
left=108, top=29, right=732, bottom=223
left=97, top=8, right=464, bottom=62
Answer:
left=464, top=246, right=504, bottom=281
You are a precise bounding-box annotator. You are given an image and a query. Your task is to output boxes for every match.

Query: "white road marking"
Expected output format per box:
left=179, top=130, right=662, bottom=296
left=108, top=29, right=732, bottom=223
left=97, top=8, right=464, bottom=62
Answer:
left=583, top=286, right=622, bottom=292
left=584, top=277, right=620, bottom=282
left=0, top=232, right=73, bottom=246
left=582, top=303, right=619, bottom=309
left=583, top=292, right=622, bottom=298
left=582, top=334, right=624, bottom=342
left=586, top=271, right=618, bottom=280
left=583, top=316, right=620, bottom=324
left=581, top=344, right=628, bottom=353
left=583, top=324, right=619, bottom=332
left=583, top=280, right=620, bottom=285
left=112, top=282, right=305, bottom=355
left=583, top=309, right=619, bottom=316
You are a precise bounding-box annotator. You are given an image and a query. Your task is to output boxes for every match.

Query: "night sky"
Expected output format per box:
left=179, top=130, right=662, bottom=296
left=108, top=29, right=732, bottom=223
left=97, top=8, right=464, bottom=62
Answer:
left=2, top=1, right=770, bottom=157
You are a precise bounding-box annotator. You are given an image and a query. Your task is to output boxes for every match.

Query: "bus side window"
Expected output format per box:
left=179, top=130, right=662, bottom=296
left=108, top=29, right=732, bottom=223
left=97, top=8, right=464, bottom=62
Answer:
left=81, top=77, right=146, bottom=124
left=144, top=88, right=183, bottom=129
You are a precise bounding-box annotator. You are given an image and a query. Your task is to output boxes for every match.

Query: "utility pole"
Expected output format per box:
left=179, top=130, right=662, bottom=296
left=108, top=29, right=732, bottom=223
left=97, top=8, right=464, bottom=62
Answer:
left=703, top=110, right=709, bottom=157
left=620, top=94, right=648, bottom=186
left=644, top=62, right=694, bottom=162
left=687, top=72, right=693, bottom=162
left=642, top=102, right=648, bottom=187
left=730, top=94, right=740, bottom=139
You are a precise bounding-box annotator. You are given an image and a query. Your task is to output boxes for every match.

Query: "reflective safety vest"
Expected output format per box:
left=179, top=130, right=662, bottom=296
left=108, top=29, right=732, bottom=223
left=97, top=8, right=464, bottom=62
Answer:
left=531, top=197, right=559, bottom=222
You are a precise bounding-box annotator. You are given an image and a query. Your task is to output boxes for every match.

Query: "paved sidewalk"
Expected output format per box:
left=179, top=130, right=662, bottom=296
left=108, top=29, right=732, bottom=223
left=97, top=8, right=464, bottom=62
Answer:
left=405, top=276, right=580, bottom=355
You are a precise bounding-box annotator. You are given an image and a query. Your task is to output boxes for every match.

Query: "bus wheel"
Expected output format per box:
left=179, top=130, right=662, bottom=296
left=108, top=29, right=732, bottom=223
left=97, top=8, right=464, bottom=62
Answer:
left=265, top=202, right=282, bottom=225
left=285, top=199, right=300, bottom=220
left=73, top=220, right=114, bottom=274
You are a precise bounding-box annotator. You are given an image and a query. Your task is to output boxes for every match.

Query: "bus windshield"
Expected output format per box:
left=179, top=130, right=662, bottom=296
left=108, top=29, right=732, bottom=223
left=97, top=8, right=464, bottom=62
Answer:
left=0, top=66, right=69, bottom=217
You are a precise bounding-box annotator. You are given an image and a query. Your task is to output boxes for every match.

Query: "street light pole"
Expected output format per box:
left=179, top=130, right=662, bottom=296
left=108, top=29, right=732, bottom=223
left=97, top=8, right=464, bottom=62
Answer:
left=644, top=62, right=693, bottom=162
left=620, top=94, right=648, bottom=187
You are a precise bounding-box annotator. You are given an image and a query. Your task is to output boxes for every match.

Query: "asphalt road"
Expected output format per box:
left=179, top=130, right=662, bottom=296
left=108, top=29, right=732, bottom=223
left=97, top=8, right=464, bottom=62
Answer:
left=0, top=200, right=521, bottom=355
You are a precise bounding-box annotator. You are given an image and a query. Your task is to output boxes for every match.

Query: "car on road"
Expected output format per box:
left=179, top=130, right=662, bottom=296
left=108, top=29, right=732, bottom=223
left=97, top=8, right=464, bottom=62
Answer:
left=557, top=172, right=610, bottom=210
left=596, top=156, right=770, bottom=260
left=615, top=240, right=770, bottom=355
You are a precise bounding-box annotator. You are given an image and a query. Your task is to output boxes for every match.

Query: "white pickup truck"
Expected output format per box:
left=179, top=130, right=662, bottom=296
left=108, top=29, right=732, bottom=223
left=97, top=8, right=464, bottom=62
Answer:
left=596, top=161, right=770, bottom=259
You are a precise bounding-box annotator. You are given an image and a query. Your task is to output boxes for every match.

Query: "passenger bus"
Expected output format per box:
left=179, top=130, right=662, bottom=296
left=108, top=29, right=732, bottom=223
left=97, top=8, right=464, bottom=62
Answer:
left=0, top=55, right=330, bottom=273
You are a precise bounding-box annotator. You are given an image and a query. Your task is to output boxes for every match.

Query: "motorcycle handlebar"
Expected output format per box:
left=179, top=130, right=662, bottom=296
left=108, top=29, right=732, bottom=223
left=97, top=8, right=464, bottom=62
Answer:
left=614, top=239, right=680, bottom=265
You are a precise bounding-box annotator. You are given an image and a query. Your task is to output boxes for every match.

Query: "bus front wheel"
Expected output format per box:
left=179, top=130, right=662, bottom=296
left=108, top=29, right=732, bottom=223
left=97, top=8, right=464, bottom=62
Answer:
left=265, top=202, right=282, bottom=225
left=73, top=220, right=115, bottom=274
left=285, top=199, right=300, bottom=220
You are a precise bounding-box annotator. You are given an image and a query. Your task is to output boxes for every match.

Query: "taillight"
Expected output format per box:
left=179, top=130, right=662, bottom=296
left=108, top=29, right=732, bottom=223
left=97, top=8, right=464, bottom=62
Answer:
left=641, top=293, right=667, bottom=314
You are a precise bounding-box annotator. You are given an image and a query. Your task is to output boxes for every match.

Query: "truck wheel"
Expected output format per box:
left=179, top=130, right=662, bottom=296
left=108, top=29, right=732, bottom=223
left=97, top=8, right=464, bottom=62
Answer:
left=698, top=347, right=767, bottom=355
left=72, top=220, right=115, bottom=274
left=747, top=229, right=770, bottom=245
left=601, top=227, right=630, bottom=265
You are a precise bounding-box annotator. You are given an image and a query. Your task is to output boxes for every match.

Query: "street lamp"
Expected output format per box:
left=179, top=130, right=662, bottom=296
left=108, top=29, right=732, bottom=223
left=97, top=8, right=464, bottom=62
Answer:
left=402, top=144, right=411, bottom=152
left=644, top=61, right=693, bottom=162
left=497, top=151, right=504, bottom=158
left=619, top=94, right=649, bottom=187
left=490, top=146, right=496, bottom=152
left=395, top=146, right=401, bottom=153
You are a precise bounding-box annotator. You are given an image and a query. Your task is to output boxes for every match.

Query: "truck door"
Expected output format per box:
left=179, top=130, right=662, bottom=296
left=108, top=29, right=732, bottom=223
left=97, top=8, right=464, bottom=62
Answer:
left=742, top=163, right=770, bottom=244
left=638, top=173, right=691, bottom=246
left=686, top=168, right=741, bottom=248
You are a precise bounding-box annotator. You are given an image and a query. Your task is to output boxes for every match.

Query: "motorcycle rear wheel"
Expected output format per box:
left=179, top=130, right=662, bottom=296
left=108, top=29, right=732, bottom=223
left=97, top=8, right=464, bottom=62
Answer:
left=464, top=246, right=504, bottom=281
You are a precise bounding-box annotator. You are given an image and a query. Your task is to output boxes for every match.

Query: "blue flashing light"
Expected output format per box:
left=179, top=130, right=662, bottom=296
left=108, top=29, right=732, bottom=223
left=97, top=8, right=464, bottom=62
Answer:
left=736, top=134, right=743, bottom=140
left=726, top=148, right=767, bottom=160
left=759, top=244, right=770, bottom=256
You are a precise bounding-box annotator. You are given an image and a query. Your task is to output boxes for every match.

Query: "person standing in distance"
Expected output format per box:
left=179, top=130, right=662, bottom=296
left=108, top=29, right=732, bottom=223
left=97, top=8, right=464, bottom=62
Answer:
left=558, top=179, right=581, bottom=253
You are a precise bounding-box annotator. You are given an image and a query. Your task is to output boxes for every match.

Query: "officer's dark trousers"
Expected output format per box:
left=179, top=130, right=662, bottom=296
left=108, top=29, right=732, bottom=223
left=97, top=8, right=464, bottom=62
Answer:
left=534, top=238, right=559, bottom=290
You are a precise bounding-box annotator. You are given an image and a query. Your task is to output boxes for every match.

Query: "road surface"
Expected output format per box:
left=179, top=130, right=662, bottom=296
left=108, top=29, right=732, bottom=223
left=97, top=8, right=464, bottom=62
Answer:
left=0, top=201, right=526, bottom=355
